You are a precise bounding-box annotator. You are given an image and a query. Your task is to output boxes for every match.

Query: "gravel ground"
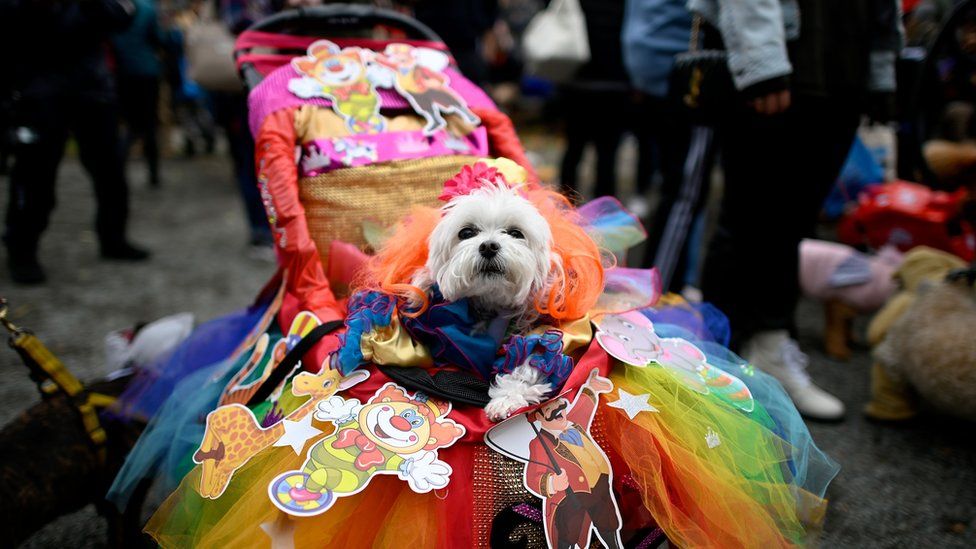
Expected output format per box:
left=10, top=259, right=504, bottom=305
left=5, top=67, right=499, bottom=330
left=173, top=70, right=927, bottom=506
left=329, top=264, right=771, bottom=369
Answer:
left=1, top=150, right=974, bottom=548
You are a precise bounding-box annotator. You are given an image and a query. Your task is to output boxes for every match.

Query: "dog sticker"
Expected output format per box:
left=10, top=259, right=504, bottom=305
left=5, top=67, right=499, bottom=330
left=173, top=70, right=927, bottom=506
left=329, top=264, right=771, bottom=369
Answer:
left=369, top=43, right=480, bottom=136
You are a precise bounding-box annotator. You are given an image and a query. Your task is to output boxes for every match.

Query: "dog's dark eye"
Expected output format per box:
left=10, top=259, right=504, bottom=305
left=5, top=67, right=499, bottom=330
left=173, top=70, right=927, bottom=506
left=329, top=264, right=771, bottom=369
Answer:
left=458, top=227, right=479, bottom=240
left=506, top=228, right=525, bottom=239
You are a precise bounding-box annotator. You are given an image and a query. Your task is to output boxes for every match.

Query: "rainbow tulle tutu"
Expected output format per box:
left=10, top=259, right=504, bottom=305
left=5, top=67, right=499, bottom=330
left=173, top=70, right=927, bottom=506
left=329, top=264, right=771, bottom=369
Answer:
left=111, top=196, right=837, bottom=548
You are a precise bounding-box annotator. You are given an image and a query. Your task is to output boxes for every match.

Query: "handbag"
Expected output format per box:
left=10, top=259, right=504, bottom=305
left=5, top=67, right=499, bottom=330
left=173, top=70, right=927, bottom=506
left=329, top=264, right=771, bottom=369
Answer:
left=185, top=1, right=241, bottom=93
left=668, top=15, right=735, bottom=124
left=522, top=0, right=590, bottom=83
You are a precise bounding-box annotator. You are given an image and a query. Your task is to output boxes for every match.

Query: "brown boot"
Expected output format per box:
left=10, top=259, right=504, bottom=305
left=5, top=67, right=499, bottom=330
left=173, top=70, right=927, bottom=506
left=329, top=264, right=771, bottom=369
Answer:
left=823, top=299, right=856, bottom=361
left=864, top=362, right=918, bottom=420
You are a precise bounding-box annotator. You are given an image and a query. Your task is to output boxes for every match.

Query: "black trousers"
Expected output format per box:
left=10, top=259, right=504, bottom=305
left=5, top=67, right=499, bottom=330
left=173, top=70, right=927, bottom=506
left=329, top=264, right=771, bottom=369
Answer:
left=5, top=95, right=130, bottom=256
left=551, top=474, right=622, bottom=549
left=634, top=96, right=711, bottom=292
left=211, top=92, right=269, bottom=242
left=559, top=86, right=630, bottom=198
left=701, top=95, right=860, bottom=349
left=118, top=73, right=160, bottom=183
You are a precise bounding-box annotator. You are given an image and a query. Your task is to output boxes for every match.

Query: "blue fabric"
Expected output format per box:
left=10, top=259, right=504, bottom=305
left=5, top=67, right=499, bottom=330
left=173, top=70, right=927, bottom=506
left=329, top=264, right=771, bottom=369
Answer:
left=621, top=0, right=693, bottom=97
left=823, top=136, right=885, bottom=220
left=642, top=301, right=731, bottom=347
left=111, top=0, right=164, bottom=76
left=403, top=290, right=503, bottom=380
left=335, top=288, right=503, bottom=380
left=335, top=288, right=574, bottom=388
left=494, top=330, right=574, bottom=387
left=112, top=296, right=271, bottom=421
left=333, top=291, right=398, bottom=374
left=830, top=254, right=875, bottom=288
left=108, top=356, right=239, bottom=509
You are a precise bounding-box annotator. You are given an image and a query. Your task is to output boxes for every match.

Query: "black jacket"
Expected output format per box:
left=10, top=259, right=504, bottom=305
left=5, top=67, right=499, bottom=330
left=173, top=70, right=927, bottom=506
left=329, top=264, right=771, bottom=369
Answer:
left=0, top=0, right=135, bottom=102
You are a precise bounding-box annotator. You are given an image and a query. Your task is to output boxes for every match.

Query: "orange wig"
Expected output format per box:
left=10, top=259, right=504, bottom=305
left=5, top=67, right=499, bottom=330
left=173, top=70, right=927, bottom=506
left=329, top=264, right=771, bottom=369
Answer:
left=357, top=186, right=604, bottom=322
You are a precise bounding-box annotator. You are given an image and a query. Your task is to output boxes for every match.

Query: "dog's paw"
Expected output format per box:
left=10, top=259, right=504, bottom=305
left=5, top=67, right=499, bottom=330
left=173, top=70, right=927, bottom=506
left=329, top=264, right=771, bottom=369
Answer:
left=486, top=364, right=552, bottom=421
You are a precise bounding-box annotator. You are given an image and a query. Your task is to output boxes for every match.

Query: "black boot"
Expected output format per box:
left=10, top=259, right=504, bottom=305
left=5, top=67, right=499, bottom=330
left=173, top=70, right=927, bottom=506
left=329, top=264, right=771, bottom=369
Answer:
left=100, top=241, right=151, bottom=261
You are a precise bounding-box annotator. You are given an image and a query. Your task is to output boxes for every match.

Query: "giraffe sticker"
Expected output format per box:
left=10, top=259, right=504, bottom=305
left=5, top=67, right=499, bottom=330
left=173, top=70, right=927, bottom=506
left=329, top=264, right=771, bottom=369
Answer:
left=193, top=368, right=370, bottom=499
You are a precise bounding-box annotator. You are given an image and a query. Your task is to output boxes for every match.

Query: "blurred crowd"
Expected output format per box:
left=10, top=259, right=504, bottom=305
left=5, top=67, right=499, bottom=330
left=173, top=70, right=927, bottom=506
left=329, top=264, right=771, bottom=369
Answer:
left=1, top=0, right=975, bottom=424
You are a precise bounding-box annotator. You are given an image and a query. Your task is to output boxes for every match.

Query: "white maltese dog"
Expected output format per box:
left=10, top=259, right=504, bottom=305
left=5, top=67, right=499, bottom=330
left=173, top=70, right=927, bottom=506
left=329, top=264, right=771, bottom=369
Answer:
left=412, top=182, right=558, bottom=420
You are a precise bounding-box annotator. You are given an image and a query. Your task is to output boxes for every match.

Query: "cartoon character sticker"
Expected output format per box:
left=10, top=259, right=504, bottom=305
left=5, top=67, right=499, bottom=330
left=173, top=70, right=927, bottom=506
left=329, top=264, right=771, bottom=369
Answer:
left=289, top=40, right=386, bottom=134
left=485, top=370, right=624, bottom=549
left=269, top=383, right=466, bottom=517
left=194, top=368, right=370, bottom=499
left=332, top=137, right=378, bottom=166
left=369, top=43, right=480, bottom=135
left=219, top=311, right=323, bottom=407
left=594, top=311, right=755, bottom=413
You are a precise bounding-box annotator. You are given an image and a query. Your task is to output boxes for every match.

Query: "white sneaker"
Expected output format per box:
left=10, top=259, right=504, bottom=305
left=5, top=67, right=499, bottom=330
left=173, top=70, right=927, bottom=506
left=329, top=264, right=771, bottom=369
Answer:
left=680, top=285, right=703, bottom=303
left=626, top=195, right=650, bottom=218
left=742, top=330, right=846, bottom=421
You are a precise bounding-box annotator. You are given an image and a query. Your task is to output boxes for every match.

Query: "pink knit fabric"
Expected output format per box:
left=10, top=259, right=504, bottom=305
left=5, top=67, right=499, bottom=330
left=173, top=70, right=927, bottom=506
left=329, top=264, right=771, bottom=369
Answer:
left=799, top=239, right=902, bottom=312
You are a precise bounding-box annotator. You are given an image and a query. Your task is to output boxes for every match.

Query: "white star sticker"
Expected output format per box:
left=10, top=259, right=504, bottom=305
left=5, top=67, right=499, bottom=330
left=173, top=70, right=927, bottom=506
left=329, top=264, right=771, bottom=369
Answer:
left=607, top=389, right=659, bottom=420
left=273, top=413, right=322, bottom=454
left=705, top=427, right=721, bottom=449
left=260, top=516, right=296, bottom=549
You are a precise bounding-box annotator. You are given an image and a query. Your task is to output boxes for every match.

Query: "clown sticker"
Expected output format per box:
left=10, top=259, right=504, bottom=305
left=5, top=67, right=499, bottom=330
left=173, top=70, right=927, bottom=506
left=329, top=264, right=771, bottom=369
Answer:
left=289, top=40, right=386, bottom=134
left=369, top=43, right=480, bottom=135
left=269, top=383, right=465, bottom=516
left=595, top=311, right=755, bottom=413
left=485, top=369, right=624, bottom=549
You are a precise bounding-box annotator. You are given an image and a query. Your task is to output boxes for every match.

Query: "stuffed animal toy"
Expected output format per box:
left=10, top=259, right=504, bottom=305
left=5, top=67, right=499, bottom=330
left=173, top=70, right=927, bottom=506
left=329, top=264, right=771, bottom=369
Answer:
left=799, top=239, right=902, bottom=359
left=865, top=246, right=973, bottom=420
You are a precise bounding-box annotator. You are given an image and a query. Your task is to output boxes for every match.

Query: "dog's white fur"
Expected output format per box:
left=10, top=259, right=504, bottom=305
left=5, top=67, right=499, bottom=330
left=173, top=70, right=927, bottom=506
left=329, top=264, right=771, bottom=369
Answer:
left=413, top=183, right=556, bottom=420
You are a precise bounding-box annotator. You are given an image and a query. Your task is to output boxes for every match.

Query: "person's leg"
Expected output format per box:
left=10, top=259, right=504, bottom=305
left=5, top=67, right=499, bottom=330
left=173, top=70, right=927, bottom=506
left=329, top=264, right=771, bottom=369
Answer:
left=641, top=98, right=696, bottom=291
left=143, top=76, right=162, bottom=187
left=701, top=104, right=790, bottom=347
left=633, top=95, right=658, bottom=197
left=117, top=73, right=137, bottom=166
left=752, top=96, right=860, bottom=336
left=630, top=95, right=658, bottom=217
left=681, top=210, right=708, bottom=292
left=559, top=88, right=589, bottom=197
left=649, top=125, right=713, bottom=292
left=704, top=95, right=857, bottom=419
left=121, top=74, right=161, bottom=186
left=588, top=88, right=629, bottom=199
left=73, top=98, right=149, bottom=259
left=214, top=92, right=271, bottom=247
left=4, top=99, right=68, bottom=283
left=591, top=123, right=624, bottom=199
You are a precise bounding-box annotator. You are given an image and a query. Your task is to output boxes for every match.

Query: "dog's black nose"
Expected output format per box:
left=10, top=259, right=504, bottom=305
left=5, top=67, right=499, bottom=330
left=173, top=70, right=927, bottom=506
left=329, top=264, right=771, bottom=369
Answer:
left=479, top=241, right=500, bottom=259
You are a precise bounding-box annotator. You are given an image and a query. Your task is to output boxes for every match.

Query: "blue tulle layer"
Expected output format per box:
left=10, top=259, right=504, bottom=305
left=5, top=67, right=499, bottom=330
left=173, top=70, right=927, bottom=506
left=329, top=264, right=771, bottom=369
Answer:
left=111, top=298, right=272, bottom=422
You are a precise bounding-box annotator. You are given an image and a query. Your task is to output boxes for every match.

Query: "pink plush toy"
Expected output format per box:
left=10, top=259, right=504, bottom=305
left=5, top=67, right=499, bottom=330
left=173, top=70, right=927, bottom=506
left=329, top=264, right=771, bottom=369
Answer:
left=799, top=239, right=903, bottom=359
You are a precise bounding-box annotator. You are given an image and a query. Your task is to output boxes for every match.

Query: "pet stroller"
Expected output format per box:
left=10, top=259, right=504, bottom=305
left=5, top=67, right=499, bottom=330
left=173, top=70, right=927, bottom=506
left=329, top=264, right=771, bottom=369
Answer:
left=109, top=5, right=839, bottom=548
